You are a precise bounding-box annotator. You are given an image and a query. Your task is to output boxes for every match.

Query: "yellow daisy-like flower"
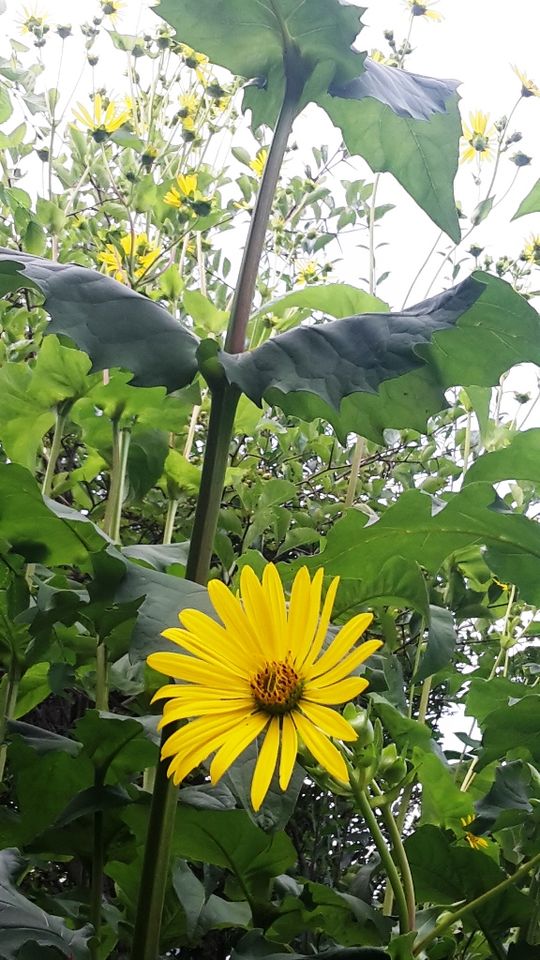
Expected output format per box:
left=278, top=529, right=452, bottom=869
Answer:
left=297, top=260, right=320, bottom=285
left=99, top=0, right=124, bottom=21
left=148, top=564, right=380, bottom=811
left=522, top=235, right=540, bottom=266
left=249, top=148, right=268, bottom=178
left=405, top=0, right=443, bottom=21
left=18, top=5, right=49, bottom=35
left=512, top=66, right=540, bottom=99
left=460, top=111, right=495, bottom=163
left=461, top=815, right=488, bottom=851
left=179, top=92, right=199, bottom=115
left=164, top=173, right=199, bottom=209
left=98, top=232, right=160, bottom=283
left=72, top=93, right=130, bottom=142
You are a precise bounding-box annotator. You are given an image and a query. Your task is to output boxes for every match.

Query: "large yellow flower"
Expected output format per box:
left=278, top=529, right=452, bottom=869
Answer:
left=460, top=111, right=495, bottom=163
left=72, top=94, right=130, bottom=142
left=148, top=564, right=380, bottom=811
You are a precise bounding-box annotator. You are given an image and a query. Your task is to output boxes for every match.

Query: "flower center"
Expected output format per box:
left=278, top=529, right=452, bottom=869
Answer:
left=250, top=659, right=303, bottom=715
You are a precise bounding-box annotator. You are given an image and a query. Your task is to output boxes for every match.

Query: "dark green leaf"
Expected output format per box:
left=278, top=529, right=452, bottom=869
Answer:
left=267, top=881, right=391, bottom=947
left=465, top=428, right=540, bottom=485
left=479, top=696, right=540, bottom=769
left=0, top=250, right=199, bottom=391
left=54, top=784, right=132, bottom=827
left=465, top=677, right=529, bottom=725
left=474, top=761, right=533, bottom=832
left=0, top=849, right=92, bottom=959
left=73, top=711, right=158, bottom=780
left=8, top=721, right=81, bottom=757
left=332, top=558, right=430, bottom=621
left=122, top=542, right=190, bottom=571
left=414, top=606, right=457, bottom=682
left=231, top=930, right=389, bottom=959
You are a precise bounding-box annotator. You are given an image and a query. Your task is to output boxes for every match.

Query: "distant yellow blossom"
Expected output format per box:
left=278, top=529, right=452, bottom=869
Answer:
left=460, top=111, right=495, bottom=163
left=164, top=173, right=199, bottom=209
left=179, top=92, right=199, bottom=115
left=73, top=93, right=130, bottom=142
left=98, top=232, right=160, bottom=283
left=522, top=235, right=540, bottom=265
left=249, top=148, right=268, bottom=177
left=18, top=5, right=49, bottom=37
left=405, top=0, right=442, bottom=20
left=297, top=260, right=319, bottom=285
left=99, top=0, right=124, bottom=21
left=461, top=815, right=488, bottom=851
left=513, top=66, right=540, bottom=99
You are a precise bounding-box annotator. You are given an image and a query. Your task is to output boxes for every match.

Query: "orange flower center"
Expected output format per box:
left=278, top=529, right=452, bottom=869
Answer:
left=250, top=659, right=303, bottom=715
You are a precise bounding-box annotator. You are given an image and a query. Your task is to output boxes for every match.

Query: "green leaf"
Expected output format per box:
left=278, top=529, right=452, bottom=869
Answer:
left=23, top=220, right=47, bottom=256
left=0, top=464, right=104, bottom=565
left=0, top=250, right=199, bottom=392
left=465, top=428, right=540, bottom=485
left=331, top=558, right=430, bottom=621
left=0, top=848, right=92, bottom=958
left=414, top=606, right=457, bottom=682
left=183, top=289, right=228, bottom=335
left=267, top=881, right=391, bottom=947
left=308, top=483, right=540, bottom=607
left=0, top=365, right=54, bottom=470
left=231, top=931, right=390, bottom=959
left=512, top=177, right=540, bottom=219
left=322, top=90, right=460, bottom=241
left=73, top=711, right=158, bottom=781
left=0, top=81, right=12, bottom=123
left=250, top=284, right=388, bottom=324
left=478, top=696, right=540, bottom=769
left=465, top=677, right=529, bottom=725
left=415, top=752, right=472, bottom=827
left=474, top=761, right=533, bottom=832
left=405, top=824, right=532, bottom=931
left=219, top=276, right=484, bottom=441
left=122, top=542, right=190, bottom=572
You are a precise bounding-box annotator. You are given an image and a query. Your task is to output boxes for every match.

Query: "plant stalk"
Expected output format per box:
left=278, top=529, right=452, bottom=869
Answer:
left=0, top=663, right=20, bottom=784
left=42, top=406, right=68, bottom=498
left=95, top=641, right=109, bottom=712
left=90, top=774, right=105, bottom=960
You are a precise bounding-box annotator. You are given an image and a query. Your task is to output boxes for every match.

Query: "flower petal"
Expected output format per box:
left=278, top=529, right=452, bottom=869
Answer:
left=279, top=713, right=298, bottom=791
left=299, top=701, right=357, bottom=742
left=313, top=639, right=383, bottom=689
left=251, top=716, right=280, bottom=811
left=165, top=618, right=250, bottom=674
left=262, top=564, right=288, bottom=658
left=300, top=575, right=340, bottom=670
left=293, top=711, right=348, bottom=783
left=207, top=577, right=264, bottom=656
left=306, top=614, right=375, bottom=680
left=303, top=676, right=369, bottom=704
left=209, top=712, right=269, bottom=784
left=288, top=567, right=323, bottom=666
left=240, top=565, right=278, bottom=657
left=159, top=697, right=254, bottom=725
left=147, top=652, right=246, bottom=689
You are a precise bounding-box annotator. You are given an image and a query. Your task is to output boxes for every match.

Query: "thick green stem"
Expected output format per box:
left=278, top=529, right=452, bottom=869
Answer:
left=413, top=852, right=540, bottom=956
left=90, top=775, right=105, bottom=960
left=42, top=407, right=68, bottom=498
left=0, top=663, right=20, bottom=784
left=349, top=771, right=410, bottom=933
left=162, top=498, right=179, bottom=546
left=224, top=85, right=300, bottom=354
left=95, top=641, right=109, bottom=712
left=376, top=793, right=416, bottom=931
left=102, top=420, right=122, bottom=538
left=111, top=429, right=131, bottom=544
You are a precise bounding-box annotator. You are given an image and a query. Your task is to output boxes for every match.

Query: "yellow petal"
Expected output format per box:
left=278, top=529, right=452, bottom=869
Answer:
left=293, top=711, right=348, bottom=783
left=289, top=567, right=323, bottom=666
left=299, top=701, right=357, bottom=742
left=306, top=614, right=375, bottom=679
left=152, top=682, right=250, bottom=704
left=262, top=564, right=288, bottom=658
left=159, top=697, right=254, bottom=725
left=209, top=712, right=269, bottom=784
left=163, top=621, right=249, bottom=675
left=207, top=578, right=263, bottom=656
left=240, top=565, right=278, bottom=657
left=279, top=713, right=297, bottom=790
left=300, top=575, right=340, bottom=669
left=161, top=710, right=246, bottom=759
left=303, top=676, right=369, bottom=704
left=251, top=715, right=280, bottom=811
left=147, top=652, right=246, bottom=689
left=313, top=639, right=383, bottom=689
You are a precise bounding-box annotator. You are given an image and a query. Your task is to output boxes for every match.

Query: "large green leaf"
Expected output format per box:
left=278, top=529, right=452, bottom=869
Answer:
left=307, top=483, right=540, bottom=606
left=0, top=250, right=199, bottom=391
left=321, top=63, right=461, bottom=240
left=218, top=276, right=483, bottom=442
left=0, top=849, right=92, bottom=959
left=414, top=605, right=457, bottom=682
left=478, top=696, right=540, bottom=769
left=249, top=283, right=388, bottom=324
left=465, top=429, right=540, bottom=485
left=231, top=931, right=389, bottom=959
left=0, top=463, right=105, bottom=565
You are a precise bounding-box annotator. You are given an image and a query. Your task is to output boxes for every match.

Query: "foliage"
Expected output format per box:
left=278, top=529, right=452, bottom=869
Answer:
left=0, top=1, right=539, bottom=960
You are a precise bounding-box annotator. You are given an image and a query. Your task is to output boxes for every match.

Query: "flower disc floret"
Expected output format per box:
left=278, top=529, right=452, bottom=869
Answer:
left=149, top=564, right=381, bottom=810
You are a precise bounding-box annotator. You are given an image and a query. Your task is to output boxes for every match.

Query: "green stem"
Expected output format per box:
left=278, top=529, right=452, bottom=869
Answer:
left=344, top=436, right=365, bottom=509
left=102, top=420, right=122, bottom=538
left=95, top=641, right=109, bottom=712
left=224, top=83, right=300, bottom=353
left=412, top=852, right=540, bottom=956
left=111, top=429, right=131, bottom=544
left=90, top=775, right=105, bottom=960
left=349, top=770, right=410, bottom=933
left=162, top=498, right=179, bottom=546
left=376, top=790, right=416, bottom=931
left=42, top=407, right=68, bottom=498
left=0, top=662, right=20, bottom=784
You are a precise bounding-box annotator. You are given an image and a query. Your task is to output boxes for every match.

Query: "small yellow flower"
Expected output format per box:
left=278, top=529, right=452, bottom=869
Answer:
left=98, top=232, right=160, bottom=283
left=18, top=5, right=49, bottom=37
left=297, top=260, right=319, bottom=285
left=460, top=111, right=495, bottom=163
left=164, top=173, right=199, bottom=209
left=249, top=148, right=268, bottom=178
left=370, top=49, right=399, bottom=68
left=461, top=815, right=488, bottom=851
left=181, top=115, right=196, bottom=133
left=99, top=0, right=124, bottom=21
left=512, top=66, right=540, bottom=99
left=72, top=93, right=130, bottom=142
left=522, top=235, right=540, bottom=266
left=148, top=564, right=380, bottom=811
left=405, top=0, right=443, bottom=21
left=179, top=92, right=199, bottom=115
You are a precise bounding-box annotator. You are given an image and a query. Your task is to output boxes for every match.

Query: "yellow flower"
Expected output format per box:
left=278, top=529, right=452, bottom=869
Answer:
left=148, top=564, right=380, bottom=811
left=522, top=235, right=540, bottom=265
left=405, top=1, right=442, bottom=20
left=461, top=815, right=488, bottom=851
left=99, top=0, right=124, bottom=20
left=164, top=172, right=199, bottom=208
left=98, top=232, right=160, bottom=283
left=249, top=148, right=268, bottom=177
left=18, top=5, right=49, bottom=36
left=181, top=115, right=196, bottom=133
left=72, top=93, right=130, bottom=142
left=513, top=66, right=540, bottom=99
left=179, top=93, right=199, bottom=115
left=460, top=111, right=495, bottom=163
left=370, top=49, right=398, bottom=68
left=297, top=260, right=319, bottom=285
